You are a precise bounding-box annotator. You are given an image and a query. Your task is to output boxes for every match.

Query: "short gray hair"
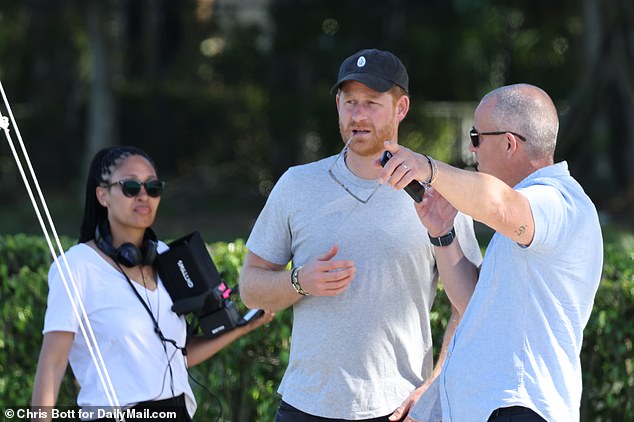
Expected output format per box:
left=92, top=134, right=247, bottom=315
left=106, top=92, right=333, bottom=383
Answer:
left=482, top=83, right=558, bottom=159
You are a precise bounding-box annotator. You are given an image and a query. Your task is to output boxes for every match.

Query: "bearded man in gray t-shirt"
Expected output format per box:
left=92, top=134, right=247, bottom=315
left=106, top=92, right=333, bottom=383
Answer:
left=240, top=48, right=482, bottom=421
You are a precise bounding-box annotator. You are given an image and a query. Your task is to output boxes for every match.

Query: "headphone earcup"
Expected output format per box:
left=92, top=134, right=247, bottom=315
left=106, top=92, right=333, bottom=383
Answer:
left=95, top=220, right=157, bottom=267
left=141, top=240, right=158, bottom=266
left=115, top=243, right=144, bottom=267
left=95, top=221, right=117, bottom=258
left=141, top=227, right=158, bottom=266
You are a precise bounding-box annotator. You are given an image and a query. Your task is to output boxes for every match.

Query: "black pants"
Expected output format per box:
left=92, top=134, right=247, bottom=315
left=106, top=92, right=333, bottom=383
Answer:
left=274, top=400, right=398, bottom=422
left=94, top=394, right=191, bottom=422
left=487, top=406, right=546, bottom=421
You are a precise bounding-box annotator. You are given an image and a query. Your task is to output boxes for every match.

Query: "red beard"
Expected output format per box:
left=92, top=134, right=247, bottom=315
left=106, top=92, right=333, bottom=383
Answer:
left=339, top=120, right=397, bottom=157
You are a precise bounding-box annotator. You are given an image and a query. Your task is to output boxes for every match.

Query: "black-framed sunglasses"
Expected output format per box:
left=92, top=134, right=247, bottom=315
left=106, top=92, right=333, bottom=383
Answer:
left=469, top=127, right=527, bottom=148
left=103, top=179, right=166, bottom=198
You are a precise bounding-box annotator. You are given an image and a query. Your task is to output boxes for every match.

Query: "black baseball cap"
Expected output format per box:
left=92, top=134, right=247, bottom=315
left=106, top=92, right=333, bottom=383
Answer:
left=330, top=48, right=409, bottom=95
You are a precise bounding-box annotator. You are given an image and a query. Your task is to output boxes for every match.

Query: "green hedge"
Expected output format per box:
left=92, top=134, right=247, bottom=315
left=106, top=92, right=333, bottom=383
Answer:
left=0, top=233, right=632, bottom=421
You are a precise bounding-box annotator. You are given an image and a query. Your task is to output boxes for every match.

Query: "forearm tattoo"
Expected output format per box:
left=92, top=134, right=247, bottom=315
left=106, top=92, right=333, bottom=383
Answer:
left=515, top=225, right=527, bottom=237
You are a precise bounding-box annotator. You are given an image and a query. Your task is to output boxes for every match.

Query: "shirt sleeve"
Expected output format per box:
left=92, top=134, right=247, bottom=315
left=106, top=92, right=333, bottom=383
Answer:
left=517, top=184, right=568, bottom=251
left=42, top=253, right=84, bottom=334
left=245, top=169, right=296, bottom=266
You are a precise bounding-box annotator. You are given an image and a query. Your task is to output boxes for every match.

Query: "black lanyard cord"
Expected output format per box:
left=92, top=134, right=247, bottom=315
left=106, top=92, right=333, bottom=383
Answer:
left=115, top=261, right=186, bottom=355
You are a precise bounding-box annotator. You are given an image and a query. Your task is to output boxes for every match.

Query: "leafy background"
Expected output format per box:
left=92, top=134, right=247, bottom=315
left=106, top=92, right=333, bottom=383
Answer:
left=1, top=233, right=632, bottom=421
left=0, top=0, right=633, bottom=240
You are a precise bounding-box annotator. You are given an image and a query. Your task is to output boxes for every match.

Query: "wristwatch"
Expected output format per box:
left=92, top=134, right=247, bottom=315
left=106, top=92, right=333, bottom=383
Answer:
left=428, top=227, right=456, bottom=247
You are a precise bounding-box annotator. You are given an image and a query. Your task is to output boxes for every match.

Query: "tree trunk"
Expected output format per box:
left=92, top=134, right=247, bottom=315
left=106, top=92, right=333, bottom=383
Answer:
left=558, top=0, right=634, bottom=216
left=84, top=0, right=117, bottom=168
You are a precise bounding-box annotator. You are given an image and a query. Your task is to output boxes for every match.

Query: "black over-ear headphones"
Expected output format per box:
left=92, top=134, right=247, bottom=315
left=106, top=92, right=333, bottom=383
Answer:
left=95, top=220, right=158, bottom=267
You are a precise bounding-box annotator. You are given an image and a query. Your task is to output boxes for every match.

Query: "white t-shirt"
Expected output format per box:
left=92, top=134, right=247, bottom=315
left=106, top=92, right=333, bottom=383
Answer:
left=43, top=242, right=196, bottom=418
left=246, top=154, right=482, bottom=418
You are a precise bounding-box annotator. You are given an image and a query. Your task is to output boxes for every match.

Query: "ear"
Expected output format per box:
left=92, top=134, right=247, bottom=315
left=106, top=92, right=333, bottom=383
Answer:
left=335, top=93, right=341, bottom=113
left=96, top=186, right=109, bottom=207
left=505, top=133, right=519, bottom=155
left=395, top=95, right=410, bottom=122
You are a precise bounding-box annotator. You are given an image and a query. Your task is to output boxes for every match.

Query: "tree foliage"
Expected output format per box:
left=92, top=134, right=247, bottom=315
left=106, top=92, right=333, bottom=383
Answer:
left=0, top=0, right=633, bottom=239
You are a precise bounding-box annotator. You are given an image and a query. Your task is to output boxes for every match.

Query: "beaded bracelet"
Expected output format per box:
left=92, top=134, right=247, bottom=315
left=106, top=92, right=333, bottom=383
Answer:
left=291, top=266, right=310, bottom=296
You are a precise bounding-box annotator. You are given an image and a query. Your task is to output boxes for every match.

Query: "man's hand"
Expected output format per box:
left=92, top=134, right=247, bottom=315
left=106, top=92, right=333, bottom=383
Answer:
left=388, top=383, right=430, bottom=421
left=298, top=245, right=356, bottom=296
left=378, top=141, right=431, bottom=190
left=414, top=186, right=457, bottom=237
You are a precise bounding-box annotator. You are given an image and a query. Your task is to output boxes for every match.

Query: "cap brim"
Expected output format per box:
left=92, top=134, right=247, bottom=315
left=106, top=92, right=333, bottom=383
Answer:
left=330, top=73, right=396, bottom=95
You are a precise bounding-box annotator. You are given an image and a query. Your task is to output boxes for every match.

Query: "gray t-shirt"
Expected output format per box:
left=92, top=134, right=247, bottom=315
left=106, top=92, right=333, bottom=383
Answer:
left=247, top=154, right=482, bottom=419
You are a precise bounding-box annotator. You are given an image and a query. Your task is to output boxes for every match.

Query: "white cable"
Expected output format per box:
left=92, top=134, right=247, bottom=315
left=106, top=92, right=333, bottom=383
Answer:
left=0, top=81, right=124, bottom=417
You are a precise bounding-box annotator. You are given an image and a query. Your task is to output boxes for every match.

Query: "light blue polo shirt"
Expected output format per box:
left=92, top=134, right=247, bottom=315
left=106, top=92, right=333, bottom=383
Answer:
left=439, top=162, right=602, bottom=421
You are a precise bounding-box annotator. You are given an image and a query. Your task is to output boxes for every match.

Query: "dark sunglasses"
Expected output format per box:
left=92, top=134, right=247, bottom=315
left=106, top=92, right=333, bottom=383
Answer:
left=469, top=127, right=527, bottom=148
left=103, top=179, right=166, bottom=198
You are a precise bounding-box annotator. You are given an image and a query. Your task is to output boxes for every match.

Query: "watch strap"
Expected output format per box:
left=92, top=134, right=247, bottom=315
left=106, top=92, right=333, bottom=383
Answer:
left=428, top=227, right=456, bottom=247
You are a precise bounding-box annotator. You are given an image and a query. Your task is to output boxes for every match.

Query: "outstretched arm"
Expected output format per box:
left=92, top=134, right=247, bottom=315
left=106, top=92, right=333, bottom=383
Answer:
left=380, top=141, right=535, bottom=247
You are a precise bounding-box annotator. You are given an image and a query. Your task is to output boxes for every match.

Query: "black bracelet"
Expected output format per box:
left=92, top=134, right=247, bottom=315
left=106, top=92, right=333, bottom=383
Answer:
left=428, top=227, right=456, bottom=247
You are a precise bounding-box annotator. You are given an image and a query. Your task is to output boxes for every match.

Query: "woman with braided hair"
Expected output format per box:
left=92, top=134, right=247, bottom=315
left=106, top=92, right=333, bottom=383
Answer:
left=32, top=146, right=273, bottom=421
